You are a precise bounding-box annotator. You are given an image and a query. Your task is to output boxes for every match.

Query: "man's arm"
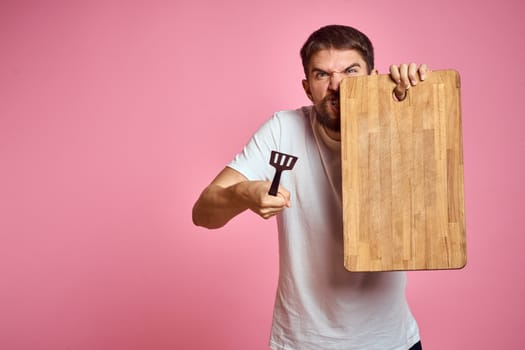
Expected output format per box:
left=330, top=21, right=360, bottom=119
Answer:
left=192, top=167, right=291, bottom=229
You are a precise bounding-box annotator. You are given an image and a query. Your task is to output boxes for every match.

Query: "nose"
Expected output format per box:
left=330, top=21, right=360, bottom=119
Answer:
left=328, top=72, right=344, bottom=91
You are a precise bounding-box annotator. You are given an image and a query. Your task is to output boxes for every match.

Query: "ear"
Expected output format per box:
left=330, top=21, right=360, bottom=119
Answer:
left=302, top=79, right=313, bottom=101
left=371, top=69, right=379, bottom=75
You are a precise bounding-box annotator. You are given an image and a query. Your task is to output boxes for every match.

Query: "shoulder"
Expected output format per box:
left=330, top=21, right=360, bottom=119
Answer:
left=273, top=106, right=312, bottom=121
left=268, top=106, right=313, bottom=130
left=251, top=106, right=312, bottom=140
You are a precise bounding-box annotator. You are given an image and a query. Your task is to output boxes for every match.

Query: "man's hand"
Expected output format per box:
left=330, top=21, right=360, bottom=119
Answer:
left=389, top=63, right=428, bottom=101
left=238, top=181, right=291, bottom=219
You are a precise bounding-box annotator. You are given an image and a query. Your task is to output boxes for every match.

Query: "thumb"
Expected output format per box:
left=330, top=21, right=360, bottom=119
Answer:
left=393, top=84, right=408, bottom=101
left=390, top=64, right=409, bottom=101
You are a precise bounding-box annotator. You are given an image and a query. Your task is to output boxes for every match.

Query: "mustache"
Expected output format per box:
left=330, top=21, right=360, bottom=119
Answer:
left=322, top=92, right=340, bottom=109
left=323, top=92, right=339, bottom=102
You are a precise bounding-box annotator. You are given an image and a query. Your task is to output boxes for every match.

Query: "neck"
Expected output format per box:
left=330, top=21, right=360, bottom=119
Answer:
left=323, top=125, right=341, bottom=142
left=314, top=118, right=341, bottom=152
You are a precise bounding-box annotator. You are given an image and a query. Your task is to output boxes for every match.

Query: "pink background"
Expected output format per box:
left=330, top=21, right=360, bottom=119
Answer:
left=1, top=0, right=524, bottom=349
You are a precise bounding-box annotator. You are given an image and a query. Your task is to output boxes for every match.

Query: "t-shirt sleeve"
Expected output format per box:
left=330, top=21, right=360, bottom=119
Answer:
left=227, top=113, right=281, bottom=182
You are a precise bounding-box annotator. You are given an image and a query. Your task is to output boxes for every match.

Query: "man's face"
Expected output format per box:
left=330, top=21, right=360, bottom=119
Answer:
left=302, top=48, right=371, bottom=136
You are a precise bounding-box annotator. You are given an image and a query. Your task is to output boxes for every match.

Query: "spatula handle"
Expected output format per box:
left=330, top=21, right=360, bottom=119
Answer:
left=268, top=170, right=282, bottom=196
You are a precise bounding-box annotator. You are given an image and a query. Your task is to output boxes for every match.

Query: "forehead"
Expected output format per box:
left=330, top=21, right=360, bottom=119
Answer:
left=308, top=48, right=367, bottom=72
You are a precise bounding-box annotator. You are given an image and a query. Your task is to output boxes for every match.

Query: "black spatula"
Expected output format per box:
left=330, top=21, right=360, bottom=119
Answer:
left=268, top=150, right=298, bottom=196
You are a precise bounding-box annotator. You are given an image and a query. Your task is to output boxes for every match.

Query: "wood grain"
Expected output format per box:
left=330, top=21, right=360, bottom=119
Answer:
left=340, top=70, right=466, bottom=271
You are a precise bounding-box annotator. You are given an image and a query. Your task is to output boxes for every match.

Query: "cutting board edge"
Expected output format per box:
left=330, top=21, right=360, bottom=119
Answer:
left=344, top=257, right=468, bottom=272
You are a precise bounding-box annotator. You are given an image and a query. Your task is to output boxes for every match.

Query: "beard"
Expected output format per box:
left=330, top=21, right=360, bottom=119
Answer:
left=314, top=92, right=341, bottom=133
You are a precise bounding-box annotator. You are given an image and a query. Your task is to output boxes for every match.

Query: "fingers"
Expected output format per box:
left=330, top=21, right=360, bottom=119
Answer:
left=391, top=64, right=409, bottom=101
left=407, top=63, right=419, bottom=85
left=248, top=182, right=291, bottom=219
left=277, top=186, right=291, bottom=207
left=258, top=206, right=286, bottom=219
left=391, top=63, right=424, bottom=86
left=418, top=63, right=428, bottom=81
left=389, top=64, right=402, bottom=86
left=256, top=199, right=288, bottom=219
left=390, top=63, right=429, bottom=101
left=259, top=187, right=291, bottom=218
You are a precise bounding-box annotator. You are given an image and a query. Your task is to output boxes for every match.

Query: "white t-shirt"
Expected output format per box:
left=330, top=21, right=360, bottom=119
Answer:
left=228, top=106, right=420, bottom=350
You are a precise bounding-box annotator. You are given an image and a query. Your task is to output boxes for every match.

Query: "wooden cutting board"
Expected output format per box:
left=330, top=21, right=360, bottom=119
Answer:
left=340, top=70, right=466, bottom=272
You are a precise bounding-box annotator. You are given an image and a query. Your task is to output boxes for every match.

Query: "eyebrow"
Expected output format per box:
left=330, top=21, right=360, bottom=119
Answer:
left=310, top=62, right=362, bottom=74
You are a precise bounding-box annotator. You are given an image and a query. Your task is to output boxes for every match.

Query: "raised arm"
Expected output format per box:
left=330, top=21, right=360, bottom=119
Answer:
left=192, top=167, right=291, bottom=229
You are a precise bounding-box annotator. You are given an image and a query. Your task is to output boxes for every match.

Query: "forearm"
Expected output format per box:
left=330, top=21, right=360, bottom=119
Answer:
left=192, top=182, right=249, bottom=229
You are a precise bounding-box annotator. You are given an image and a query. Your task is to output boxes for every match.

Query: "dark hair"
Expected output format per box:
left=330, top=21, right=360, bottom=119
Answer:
left=300, top=25, right=374, bottom=76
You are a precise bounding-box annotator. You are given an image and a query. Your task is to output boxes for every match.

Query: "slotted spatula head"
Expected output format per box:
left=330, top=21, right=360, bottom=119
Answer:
left=270, top=151, right=298, bottom=170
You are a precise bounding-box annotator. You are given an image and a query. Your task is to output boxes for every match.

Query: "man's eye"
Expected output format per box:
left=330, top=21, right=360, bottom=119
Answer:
left=345, top=68, right=358, bottom=75
left=315, top=72, right=328, bottom=79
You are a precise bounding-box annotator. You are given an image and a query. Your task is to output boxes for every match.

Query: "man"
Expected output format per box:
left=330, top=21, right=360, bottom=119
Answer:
left=193, top=25, right=426, bottom=350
